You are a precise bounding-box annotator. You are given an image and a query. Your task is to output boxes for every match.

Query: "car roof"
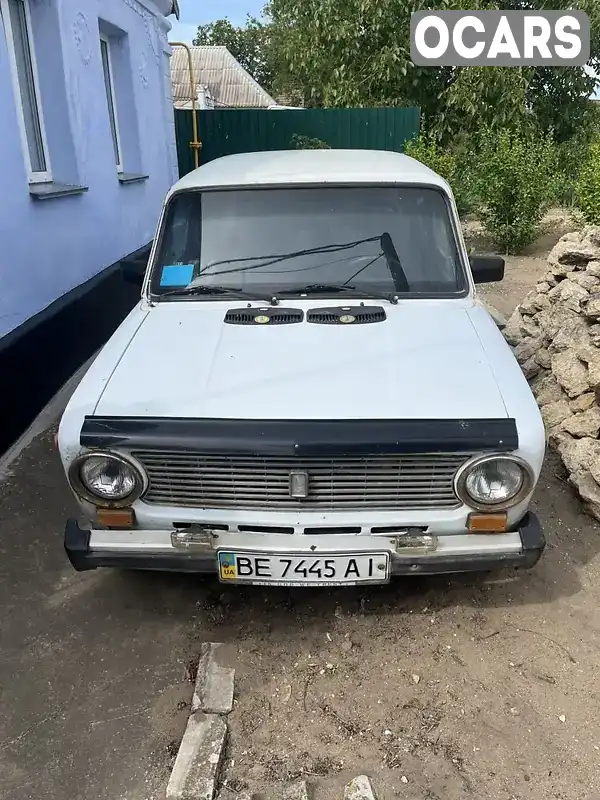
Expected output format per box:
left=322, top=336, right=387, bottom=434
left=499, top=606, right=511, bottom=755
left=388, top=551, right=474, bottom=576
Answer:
left=168, top=149, right=449, bottom=196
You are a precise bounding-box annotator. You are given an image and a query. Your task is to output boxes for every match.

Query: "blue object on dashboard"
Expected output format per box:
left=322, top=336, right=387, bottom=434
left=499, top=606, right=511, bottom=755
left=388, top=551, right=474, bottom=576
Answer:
left=159, top=264, right=194, bottom=287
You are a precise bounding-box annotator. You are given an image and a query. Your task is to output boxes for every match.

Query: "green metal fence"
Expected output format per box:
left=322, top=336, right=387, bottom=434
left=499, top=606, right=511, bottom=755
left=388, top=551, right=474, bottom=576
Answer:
left=174, top=107, right=420, bottom=177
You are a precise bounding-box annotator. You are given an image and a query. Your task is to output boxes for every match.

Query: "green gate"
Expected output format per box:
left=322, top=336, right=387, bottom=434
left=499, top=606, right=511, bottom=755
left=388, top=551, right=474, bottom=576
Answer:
left=174, top=107, right=420, bottom=177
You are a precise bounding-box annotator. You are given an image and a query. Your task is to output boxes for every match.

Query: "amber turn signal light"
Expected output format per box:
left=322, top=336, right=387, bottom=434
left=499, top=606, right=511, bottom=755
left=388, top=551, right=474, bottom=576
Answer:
left=467, top=512, right=508, bottom=533
left=96, top=508, right=135, bottom=528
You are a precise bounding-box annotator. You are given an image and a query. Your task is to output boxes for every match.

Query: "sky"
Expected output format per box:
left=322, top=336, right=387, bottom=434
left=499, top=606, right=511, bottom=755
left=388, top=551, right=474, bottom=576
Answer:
left=168, top=0, right=264, bottom=43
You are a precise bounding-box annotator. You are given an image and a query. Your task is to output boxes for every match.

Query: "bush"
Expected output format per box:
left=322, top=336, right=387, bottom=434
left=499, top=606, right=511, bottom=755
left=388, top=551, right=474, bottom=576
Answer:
left=549, top=131, right=592, bottom=208
left=474, top=128, right=557, bottom=253
left=405, top=131, right=474, bottom=215
left=290, top=133, right=330, bottom=149
left=575, top=138, right=600, bottom=225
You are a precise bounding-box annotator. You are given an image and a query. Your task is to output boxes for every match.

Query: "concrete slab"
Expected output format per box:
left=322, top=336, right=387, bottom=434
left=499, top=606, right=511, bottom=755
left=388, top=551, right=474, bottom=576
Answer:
left=344, top=776, right=377, bottom=800
left=166, top=712, right=227, bottom=800
left=192, top=643, right=235, bottom=715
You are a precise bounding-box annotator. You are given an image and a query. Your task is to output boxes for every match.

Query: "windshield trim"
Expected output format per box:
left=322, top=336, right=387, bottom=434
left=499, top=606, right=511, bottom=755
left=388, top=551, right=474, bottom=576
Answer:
left=145, top=183, right=471, bottom=302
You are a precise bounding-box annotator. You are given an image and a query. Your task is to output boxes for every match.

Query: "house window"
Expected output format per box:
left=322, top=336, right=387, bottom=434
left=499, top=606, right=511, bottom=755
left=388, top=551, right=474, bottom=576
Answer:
left=100, top=35, right=122, bottom=172
left=1, top=0, right=50, bottom=182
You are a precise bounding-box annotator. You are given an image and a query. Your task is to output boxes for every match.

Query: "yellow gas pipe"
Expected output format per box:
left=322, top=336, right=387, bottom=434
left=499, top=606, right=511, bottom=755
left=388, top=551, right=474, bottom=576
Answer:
left=169, top=41, right=201, bottom=169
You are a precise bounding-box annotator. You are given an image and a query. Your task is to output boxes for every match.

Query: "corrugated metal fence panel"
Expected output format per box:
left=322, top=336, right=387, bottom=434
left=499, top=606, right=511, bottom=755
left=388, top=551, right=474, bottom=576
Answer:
left=174, top=107, right=420, bottom=177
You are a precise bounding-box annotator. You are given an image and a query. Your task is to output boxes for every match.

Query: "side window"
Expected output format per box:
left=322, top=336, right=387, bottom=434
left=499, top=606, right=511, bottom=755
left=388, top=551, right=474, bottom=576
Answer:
left=99, top=35, right=122, bottom=173
left=152, top=194, right=203, bottom=291
left=2, top=0, right=50, bottom=182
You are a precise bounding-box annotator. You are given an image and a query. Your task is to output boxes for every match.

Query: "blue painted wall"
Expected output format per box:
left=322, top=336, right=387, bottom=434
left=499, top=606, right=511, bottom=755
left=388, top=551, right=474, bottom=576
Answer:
left=0, top=0, right=178, bottom=339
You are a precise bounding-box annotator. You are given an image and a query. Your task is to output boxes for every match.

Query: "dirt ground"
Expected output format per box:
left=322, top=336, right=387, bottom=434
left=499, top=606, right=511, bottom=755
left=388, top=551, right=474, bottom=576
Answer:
left=466, top=208, right=577, bottom=320
left=197, top=209, right=600, bottom=800
left=191, top=451, right=600, bottom=800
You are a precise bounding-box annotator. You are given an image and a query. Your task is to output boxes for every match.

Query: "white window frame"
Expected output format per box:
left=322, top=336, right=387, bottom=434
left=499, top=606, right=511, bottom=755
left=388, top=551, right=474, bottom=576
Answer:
left=99, top=34, right=123, bottom=173
left=1, top=0, right=51, bottom=183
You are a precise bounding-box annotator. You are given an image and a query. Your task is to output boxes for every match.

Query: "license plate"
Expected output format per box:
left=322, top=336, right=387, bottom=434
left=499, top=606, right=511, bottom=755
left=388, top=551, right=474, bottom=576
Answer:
left=217, top=550, right=390, bottom=586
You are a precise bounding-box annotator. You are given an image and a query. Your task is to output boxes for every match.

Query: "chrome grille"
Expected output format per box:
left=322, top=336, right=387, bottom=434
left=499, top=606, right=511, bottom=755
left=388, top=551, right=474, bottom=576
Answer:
left=132, top=451, right=470, bottom=510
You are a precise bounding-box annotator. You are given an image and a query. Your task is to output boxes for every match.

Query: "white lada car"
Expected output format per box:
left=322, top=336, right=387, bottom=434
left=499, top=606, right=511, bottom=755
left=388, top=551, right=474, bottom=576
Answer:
left=59, top=149, right=546, bottom=587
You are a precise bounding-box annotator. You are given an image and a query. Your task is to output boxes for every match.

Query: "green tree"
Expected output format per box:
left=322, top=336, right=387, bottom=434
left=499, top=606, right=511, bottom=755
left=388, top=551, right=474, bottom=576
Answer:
left=193, top=16, right=275, bottom=93
left=475, top=128, right=557, bottom=253
left=266, top=0, right=600, bottom=142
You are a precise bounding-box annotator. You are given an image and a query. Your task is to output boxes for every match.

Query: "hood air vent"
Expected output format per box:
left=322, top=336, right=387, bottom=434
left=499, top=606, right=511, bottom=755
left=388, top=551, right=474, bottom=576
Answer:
left=224, top=307, right=304, bottom=325
left=307, top=306, right=387, bottom=325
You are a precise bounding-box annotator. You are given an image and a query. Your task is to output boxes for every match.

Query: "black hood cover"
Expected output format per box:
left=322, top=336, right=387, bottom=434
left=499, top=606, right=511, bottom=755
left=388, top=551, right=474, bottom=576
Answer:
left=224, top=307, right=304, bottom=325
left=307, top=306, right=386, bottom=324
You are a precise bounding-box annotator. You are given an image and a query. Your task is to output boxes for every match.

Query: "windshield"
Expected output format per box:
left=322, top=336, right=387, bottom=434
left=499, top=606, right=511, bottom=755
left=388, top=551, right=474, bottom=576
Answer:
left=149, top=186, right=467, bottom=299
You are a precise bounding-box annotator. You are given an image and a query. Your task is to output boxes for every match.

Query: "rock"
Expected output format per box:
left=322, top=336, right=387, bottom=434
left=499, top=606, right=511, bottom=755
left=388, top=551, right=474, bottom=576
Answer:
left=589, top=457, right=600, bottom=487
left=588, top=324, right=600, bottom=347
left=551, top=351, right=589, bottom=398
left=574, top=472, right=600, bottom=521
left=521, top=357, right=540, bottom=379
left=521, top=315, right=542, bottom=339
left=558, top=714, right=567, bottom=723
left=541, top=399, right=572, bottom=428
left=549, top=279, right=589, bottom=313
left=562, top=406, right=600, bottom=438
left=553, top=435, right=600, bottom=476
left=568, top=271, right=600, bottom=290
left=560, top=231, right=582, bottom=244
left=541, top=271, right=559, bottom=287
left=166, top=713, right=227, bottom=800
left=412, top=674, right=421, bottom=684
left=344, top=776, right=377, bottom=800
left=549, top=316, right=590, bottom=353
left=582, top=226, right=600, bottom=247
left=341, top=639, right=353, bottom=652
left=520, top=292, right=550, bottom=315
left=503, top=310, right=525, bottom=346
left=576, top=347, right=600, bottom=390
left=548, top=239, right=600, bottom=271
left=283, top=780, right=312, bottom=800
left=535, top=281, right=551, bottom=294
left=575, top=345, right=600, bottom=390
left=582, top=294, right=600, bottom=321
left=514, top=337, right=542, bottom=364
left=536, top=305, right=581, bottom=343
left=536, top=348, right=551, bottom=369
left=586, top=260, right=600, bottom=278
left=570, top=392, right=596, bottom=413
left=531, top=375, right=565, bottom=406
left=192, top=643, right=235, bottom=715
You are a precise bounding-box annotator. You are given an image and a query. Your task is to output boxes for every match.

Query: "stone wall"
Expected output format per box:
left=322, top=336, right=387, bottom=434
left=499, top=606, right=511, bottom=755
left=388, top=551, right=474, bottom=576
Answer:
left=504, top=226, right=600, bottom=520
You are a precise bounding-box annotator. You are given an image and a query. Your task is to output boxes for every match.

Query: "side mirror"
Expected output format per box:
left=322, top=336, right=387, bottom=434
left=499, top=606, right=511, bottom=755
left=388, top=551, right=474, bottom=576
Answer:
left=121, top=259, right=146, bottom=287
left=469, top=255, right=505, bottom=284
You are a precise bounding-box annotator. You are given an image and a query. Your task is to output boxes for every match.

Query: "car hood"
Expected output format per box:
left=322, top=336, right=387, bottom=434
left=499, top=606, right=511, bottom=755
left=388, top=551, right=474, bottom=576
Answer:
left=93, top=301, right=508, bottom=420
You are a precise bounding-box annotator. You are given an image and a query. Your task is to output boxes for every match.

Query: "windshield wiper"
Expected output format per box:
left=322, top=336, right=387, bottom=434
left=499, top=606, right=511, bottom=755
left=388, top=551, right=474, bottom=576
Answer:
left=277, top=282, right=399, bottom=304
left=343, top=233, right=409, bottom=293
left=196, top=235, right=382, bottom=278
left=159, top=284, right=278, bottom=304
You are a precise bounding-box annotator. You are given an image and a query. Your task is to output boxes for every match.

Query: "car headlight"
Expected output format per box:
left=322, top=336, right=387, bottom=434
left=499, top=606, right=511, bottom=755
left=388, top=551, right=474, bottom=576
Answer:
left=69, top=452, right=146, bottom=506
left=456, top=455, right=533, bottom=511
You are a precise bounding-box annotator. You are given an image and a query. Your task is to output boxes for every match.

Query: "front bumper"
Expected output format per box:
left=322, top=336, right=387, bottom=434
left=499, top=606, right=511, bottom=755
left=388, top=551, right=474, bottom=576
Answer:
left=64, top=513, right=545, bottom=576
